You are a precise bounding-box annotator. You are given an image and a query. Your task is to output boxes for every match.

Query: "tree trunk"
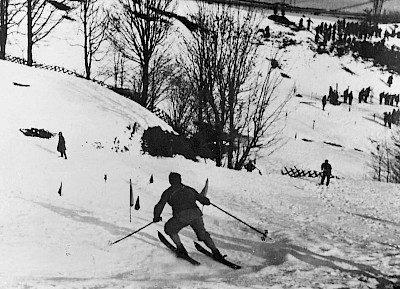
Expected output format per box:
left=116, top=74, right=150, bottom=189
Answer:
left=27, top=0, right=33, bottom=66
left=142, top=57, right=150, bottom=109
left=227, top=81, right=235, bottom=169
left=0, top=0, right=6, bottom=59
left=215, top=128, right=223, bottom=167
left=83, top=1, right=90, bottom=79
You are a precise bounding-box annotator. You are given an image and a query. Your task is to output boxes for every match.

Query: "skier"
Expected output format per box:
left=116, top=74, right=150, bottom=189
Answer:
left=320, top=159, right=332, bottom=186
left=57, top=132, right=67, bottom=159
left=153, top=172, right=223, bottom=259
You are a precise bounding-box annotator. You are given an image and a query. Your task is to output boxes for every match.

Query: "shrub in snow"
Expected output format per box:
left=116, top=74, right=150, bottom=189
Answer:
left=20, top=128, right=55, bottom=139
left=141, top=126, right=198, bottom=161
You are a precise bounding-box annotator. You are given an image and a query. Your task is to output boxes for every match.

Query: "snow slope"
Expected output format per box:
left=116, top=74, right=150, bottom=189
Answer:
left=0, top=2, right=400, bottom=288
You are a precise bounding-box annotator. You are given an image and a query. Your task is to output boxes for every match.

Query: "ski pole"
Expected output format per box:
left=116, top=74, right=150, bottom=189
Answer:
left=108, top=221, right=154, bottom=246
left=211, top=203, right=270, bottom=241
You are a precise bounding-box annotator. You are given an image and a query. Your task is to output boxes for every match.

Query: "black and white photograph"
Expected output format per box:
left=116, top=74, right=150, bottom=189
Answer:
left=1, top=0, right=400, bottom=287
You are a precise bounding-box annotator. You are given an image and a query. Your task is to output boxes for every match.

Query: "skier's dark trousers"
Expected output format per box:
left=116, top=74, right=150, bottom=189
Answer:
left=320, top=159, right=332, bottom=186
left=153, top=172, right=223, bottom=259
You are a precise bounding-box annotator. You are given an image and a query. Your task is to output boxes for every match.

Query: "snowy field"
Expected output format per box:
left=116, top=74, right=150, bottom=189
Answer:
left=1, top=1, right=400, bottom=288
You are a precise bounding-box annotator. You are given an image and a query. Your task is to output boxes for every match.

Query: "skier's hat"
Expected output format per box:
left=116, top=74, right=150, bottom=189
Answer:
left=169, top=172, right=181, bottom=185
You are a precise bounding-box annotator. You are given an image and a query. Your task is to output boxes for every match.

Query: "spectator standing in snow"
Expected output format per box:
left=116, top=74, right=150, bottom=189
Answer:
left=388, top=75, right=393, bottom=87
left=57, top=132, right=67, bottom=159
left=153, top=172, right=224, bottom=260
left=384, top=112, right=388, bottom=126
left=322, top=95, right=327, bottom=110
left=320, top=159, right=332, bottom=186
left=307, top=17, right=313, bottom=30
left=348, top=91, right=353, bottom=105
left=298, top=18, right=304, bottom=29
left=273, top=3, right=278, bottom=15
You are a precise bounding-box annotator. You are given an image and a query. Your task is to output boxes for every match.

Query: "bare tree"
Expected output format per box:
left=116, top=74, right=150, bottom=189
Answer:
left=148, top=52, right=173, bottom=109
left=212, top=7, right=260, bottom=169
left=79, top=0, right=106, bottom=79
left=369, top=138, right=384, bottom=181
left=369, top=134, right=400, bottom=183
left=0, top=0, right=22, bottom=59
left=389, top=129, right=400, bottom=183
left=26, top=0, right=69, bottom=66
left=96, top=48, right=129, bottom=88
left=178, top=4, right=291, bottom=169
left=233, top=55, right=292, bottom=170
left=106, top=0, right=173, bottom=110
left=165, top=69, right=197, bottom=135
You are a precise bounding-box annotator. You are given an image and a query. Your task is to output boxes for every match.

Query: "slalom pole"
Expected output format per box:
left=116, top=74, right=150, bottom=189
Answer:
left=211, top=203, right=270, bottom=241
left=255, top=167, right=263, bottom=175
left=108, top=221, right=154, bottom=246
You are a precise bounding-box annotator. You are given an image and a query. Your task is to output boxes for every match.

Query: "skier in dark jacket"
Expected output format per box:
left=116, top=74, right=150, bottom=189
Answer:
left=153, top=172, right=223, bottom=259
left=320, top=159, right=332, bottom=186
left=57, top=132, right=67, bottom=159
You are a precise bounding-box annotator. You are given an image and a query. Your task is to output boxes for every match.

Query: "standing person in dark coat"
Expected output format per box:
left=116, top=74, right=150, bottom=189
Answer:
left=384, top=112, right=388, bottom=126
left=322, top=95, right=327, bottom=110
left=153, top=172, right=223, bottom=259
left=307, top=17, right=313, bottom=30
left=320, top=159, right=332, bottom=186
left=388, top=75, right=393, bottom=87
left=348, top=91, right=353, bottom=105
left=273, top=3, right=278, bottom=15
left=57, top=132, right=67, bottom=159
left=298, top=18, right=304, bottom=29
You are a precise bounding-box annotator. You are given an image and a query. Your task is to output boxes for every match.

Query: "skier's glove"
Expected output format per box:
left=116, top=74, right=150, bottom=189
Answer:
left=153, top=216, right=162, bottom=223
left=203, top=197, right=211, bottom=206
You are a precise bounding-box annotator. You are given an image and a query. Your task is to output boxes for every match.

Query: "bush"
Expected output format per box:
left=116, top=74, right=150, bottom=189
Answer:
left=20, top=128, right=55, bottom=139
left=141, top=126, right=198, bottom=161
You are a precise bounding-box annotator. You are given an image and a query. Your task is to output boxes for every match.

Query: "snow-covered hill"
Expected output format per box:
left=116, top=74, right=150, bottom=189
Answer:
left=1, top=2, right=400, bottom=288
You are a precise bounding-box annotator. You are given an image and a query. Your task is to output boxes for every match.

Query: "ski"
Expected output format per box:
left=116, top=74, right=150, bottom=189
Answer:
left=157, top=231, right=200, bottom=266
left=194, top=242, right=241, bottom=270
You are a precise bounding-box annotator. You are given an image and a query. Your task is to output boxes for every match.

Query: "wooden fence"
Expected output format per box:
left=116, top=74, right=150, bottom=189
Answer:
left=281, top=166, right=338, bottom=179
left=4, top=55, right=173, bottom=126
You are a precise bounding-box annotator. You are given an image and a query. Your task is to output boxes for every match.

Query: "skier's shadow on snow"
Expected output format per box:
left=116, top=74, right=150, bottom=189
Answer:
left=26, top=199, right=159, bottom=246
left=184, top=228, right=394, bottom=287
left=27, top=199, right=396, bottom=287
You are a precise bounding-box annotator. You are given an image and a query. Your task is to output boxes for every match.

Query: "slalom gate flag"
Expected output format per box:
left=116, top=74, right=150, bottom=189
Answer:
left=58, top=182, right=62, bottom=196
left=200, top=178, right=208, bottom=197
left=135, top=196, right=140, bottom=210
left=130, top=179, right=134, bottom=207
